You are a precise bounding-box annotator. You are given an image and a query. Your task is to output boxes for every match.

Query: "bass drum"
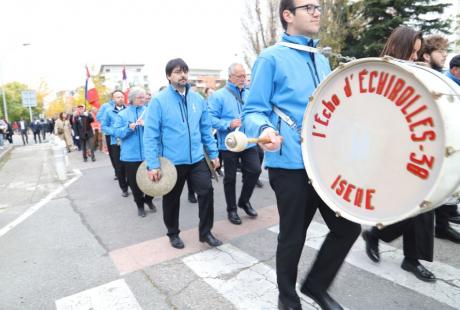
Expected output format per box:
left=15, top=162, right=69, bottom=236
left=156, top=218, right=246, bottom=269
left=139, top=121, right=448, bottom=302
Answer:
left=301, top=57, right=460, bottom=227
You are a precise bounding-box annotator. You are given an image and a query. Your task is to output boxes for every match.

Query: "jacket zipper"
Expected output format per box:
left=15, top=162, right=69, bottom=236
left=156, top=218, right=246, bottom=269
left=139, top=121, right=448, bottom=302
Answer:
left=135, top=108, right=142, bottom=160
left=277, top=117, right=283, bottom=156
left=306, top=62, right=318, bottom=88
left=183, top=95, right=193, bottom=163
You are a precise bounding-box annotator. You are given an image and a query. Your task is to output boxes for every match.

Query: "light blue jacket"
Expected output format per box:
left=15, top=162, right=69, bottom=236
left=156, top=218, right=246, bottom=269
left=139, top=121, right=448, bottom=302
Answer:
left=102, top=105, right=126, bottom=145
left=143, top=84, right=218, bottom=169
left=96, top=100, right=115, bottom=135
left=208, top=82, right=253, bottom=151
left=114, top=105, right=146, bottom=162
left=446, top=71, right=460, bottom=86
left=243, top=33, right=331, bottom=169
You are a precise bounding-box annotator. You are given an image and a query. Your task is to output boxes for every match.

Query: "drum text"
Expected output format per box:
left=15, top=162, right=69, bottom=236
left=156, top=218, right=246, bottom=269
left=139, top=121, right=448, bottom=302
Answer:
left=331, top=174, right=375, bottom=210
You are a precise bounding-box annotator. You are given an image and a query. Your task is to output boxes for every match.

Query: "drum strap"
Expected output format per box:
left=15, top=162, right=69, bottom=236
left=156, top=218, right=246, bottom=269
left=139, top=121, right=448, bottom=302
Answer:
left=276, top=42, right=356, bottom=62
left=273, top=106, right=301, bottom=135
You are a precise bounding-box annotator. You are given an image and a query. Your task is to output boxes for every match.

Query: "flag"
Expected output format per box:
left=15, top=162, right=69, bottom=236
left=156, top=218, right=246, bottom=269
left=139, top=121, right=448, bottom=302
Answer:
left=122, top=66, right=129, bottom=104
left=85, top=65, right=100, bottom=108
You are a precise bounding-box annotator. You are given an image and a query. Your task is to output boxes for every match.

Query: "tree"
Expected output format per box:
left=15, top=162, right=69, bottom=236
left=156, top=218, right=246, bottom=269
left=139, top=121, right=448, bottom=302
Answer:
left=342, top=0, right=452, bottom=58
left=241, top=0, right=280, bottom=69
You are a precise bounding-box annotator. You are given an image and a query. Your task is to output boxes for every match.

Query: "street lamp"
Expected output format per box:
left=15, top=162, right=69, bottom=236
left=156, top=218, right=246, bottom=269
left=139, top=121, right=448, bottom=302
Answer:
left=0, top=43, right=31, bottom=122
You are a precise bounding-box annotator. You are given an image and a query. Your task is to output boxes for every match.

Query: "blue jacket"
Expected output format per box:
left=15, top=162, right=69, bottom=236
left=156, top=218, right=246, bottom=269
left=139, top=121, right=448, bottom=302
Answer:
left=143, top=84, right=218, bottom=169
left=446, top=71, right=460, bottom=86
left=208, top=82, right=253, bottom=151
left=113, top=105, right=147, bottom=162
left=96, top=100, right=115, bottom=134
left=102, top=105, right=126, bottom=145
left=243, top=33, right=331, bottom=169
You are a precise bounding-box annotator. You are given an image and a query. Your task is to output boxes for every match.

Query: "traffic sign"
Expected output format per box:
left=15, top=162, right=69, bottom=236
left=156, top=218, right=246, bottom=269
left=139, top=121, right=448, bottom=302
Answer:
left=21, top=90, right=37, bottom=107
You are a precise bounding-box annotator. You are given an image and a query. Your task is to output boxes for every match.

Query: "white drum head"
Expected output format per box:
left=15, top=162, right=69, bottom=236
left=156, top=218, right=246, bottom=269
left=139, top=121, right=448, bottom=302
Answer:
left=302, top=58, right=447, bottom=226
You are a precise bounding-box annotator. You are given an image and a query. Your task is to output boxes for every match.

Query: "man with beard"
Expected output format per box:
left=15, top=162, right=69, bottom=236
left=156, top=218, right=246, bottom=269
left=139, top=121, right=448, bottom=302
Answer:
left=144, top=58, right=222, bottom=249
left=419, top=35, right=460, bottom=244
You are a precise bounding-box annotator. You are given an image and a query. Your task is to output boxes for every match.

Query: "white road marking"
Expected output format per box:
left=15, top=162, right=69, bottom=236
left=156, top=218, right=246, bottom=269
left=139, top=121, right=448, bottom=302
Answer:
left=55, top=279, right=142, bottom=310
left=0, top=169, right=82, bottom=238
left=269, top=222, right=460, bottom=308
left=183, top=243, right=318, bottom=310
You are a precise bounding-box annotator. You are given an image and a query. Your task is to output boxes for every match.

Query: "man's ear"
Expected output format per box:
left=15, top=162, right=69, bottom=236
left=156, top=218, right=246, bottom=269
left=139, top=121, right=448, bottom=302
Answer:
left=282, top=9, right=294, bottom=26
left=422, top=53, right=431, bottom=63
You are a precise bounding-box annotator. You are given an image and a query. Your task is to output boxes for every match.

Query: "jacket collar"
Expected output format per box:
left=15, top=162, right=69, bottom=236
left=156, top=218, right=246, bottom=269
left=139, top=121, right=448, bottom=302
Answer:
left=168, top=83, right=191, bottom=97
left=226, top=81, right=244, bottom=94
left=282, top=32, right=319, bottom=48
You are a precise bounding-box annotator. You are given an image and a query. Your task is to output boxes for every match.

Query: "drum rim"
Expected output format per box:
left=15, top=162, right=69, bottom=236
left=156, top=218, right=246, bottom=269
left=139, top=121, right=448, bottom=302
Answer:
left=301, top=57, right=450, bottom=226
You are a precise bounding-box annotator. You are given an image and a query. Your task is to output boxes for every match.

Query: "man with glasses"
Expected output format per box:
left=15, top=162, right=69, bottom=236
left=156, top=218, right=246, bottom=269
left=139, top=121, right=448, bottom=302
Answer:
left=243, top=1, right=361, bottom=309
left=208, top=63, right=261, bottom=225
left=144, top=58, right=222, bottom=249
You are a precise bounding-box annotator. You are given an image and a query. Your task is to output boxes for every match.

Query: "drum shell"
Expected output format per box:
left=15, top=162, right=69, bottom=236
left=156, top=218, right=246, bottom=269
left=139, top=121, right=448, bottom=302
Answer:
left=301, top=57, right=460, bottom=226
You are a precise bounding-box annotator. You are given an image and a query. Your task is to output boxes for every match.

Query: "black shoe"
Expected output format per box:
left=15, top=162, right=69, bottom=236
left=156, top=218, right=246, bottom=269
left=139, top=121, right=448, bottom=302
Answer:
left=217, top=169, right=224, bottom=177
left=255, top=179, right=263, bottom=188
left=188, top=192, right=197, bottom=203
left=300, top=284, right=344, bottom=310
left=362, top=230, right=380, bottom=263
left=145, top=200, right=157, bottom=212
left=449, top=215, right=460, bottom=225
left=435, top=226, right=460, bottom=243
left=114, top=176, right=118, bottom=181
left=199, top=233, right=223, bottom=247
left=83, top=158, right=88, bottom=162
left=278, top=297, right=302, bottom=310
left=169, top=235, right=185, bottom=249
left=122, top=191, right=129, bottom=197
left=137, top=208, right=146, bottom=217
left=238, top=201, right=258, bottom=217
left=228, top=211, right=242, bottom=225
left=401, top=259, right=436, bottom=282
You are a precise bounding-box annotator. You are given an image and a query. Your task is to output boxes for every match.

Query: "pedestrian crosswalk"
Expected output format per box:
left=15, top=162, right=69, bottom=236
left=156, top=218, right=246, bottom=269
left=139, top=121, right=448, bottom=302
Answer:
left=55, top=217, right=460, bottom=310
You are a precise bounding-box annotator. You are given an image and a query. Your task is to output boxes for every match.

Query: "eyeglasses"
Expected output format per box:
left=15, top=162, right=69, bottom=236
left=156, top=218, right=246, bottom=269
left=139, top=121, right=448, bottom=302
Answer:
left=232, top=74, right=247, bottom=79
left=291, top=4, right=322, bottom=14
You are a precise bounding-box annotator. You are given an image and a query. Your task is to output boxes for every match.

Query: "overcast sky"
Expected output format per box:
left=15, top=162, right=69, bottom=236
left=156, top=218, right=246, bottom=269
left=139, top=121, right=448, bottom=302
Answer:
left=0, top=0, right=250, bottom=96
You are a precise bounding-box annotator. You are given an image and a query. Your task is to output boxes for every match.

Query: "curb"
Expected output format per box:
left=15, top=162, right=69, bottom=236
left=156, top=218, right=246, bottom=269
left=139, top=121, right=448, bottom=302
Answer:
left=0, top=145, right=15, bottom=162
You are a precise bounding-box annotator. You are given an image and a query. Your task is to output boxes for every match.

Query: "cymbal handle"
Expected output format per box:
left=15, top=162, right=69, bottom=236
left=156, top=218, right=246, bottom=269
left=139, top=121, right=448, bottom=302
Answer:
left=247, top=137, right=272, bottom=144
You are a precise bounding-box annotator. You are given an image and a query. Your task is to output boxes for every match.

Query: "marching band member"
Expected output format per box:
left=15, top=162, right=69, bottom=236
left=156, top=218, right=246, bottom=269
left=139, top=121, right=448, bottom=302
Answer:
left=362, top=26, right=437, bottom=283
left=242, top=1, right=361, bottom=309
left=114, top=87, right=156, bottom=217
left=143, top=58, right=222, bottom=249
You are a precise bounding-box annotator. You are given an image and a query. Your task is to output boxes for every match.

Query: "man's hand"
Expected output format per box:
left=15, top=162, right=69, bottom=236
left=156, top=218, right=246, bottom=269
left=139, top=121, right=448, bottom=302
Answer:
left=129, top=123, right=137, bottom=130
left=147, top=169, right=161, bottom=182
left=229, top=119, right=241, bottom=129
left=211, top=158, right=220, bottom=170
left=136, top=119, right=144, bottom=126
left=259, top=127, right=282, bottom=152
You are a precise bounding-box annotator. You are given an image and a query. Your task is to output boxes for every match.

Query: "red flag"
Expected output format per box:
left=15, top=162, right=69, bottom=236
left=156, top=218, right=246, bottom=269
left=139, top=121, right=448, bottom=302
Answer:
left=85, top=66, right=100, bottom=108
left=122, top=66, right=129, bottom=104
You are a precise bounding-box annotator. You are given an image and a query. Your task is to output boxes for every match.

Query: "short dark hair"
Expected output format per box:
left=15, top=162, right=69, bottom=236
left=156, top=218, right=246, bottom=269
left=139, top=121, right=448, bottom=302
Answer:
left=418, top=34, right=448, bottom=58
left=380, top=26, right=423, bottom=60
left=165, top=58, right=189, bottom=77
left=111, top=89, right=124, bottom=97
left=450, top=55, right=460, bottom=69
left=279, top=0, right=295, bottom=31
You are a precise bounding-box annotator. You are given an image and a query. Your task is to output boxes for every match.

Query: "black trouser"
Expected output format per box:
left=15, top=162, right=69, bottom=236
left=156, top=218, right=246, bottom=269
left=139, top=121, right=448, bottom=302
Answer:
left=269, top=168, right=361, bottom=306
left=162, top=160, right=214, bottom=238
left=222, top=147, right=261, bottom=212
left=105, top=135, right=116, bottom=172
left=372, top=211, right=434, bottom=261
left=81, top=137, right=95, bottom=160
left=41, top=129, right=46, bottom=140
left=21, top=130, right=28, bottom=145
left=187, top=178, right=194, bottom=195
left=110, top=144, right=128, bottom=192
left=33, top=131, right=41, bottom=143
left=436, top=204, right=457, bottom=232
left=124, top=161, right=153, bottom=209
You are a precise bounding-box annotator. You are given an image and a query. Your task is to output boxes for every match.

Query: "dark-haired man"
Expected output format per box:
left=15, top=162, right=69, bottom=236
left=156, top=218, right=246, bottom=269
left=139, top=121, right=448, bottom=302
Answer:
left=144, top=58, right=222, bottom=249
left=73, top=105, right=95, bottom=162
left=447, top=54, right=460, bottom=86
left=243, top=1, right=361, bottom=309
